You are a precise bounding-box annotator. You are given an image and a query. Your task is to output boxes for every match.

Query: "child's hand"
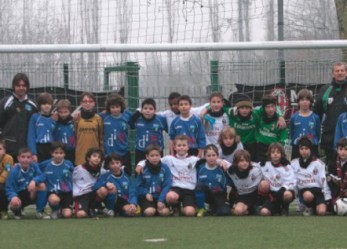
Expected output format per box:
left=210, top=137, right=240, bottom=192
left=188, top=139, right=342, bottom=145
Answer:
left=199, top=107, right=208, bottom=120
left=51, top=111, right=59, bottom=121
left=128, top=204, right=137, bottom=215
left=135, top=166, right=143, bottom=175
left=146, top=194, right=153, bottom=202
left=32, top=155, right=38, bottom=163
left=27, top=180, right=36, bottom=192
left=157, top=202, right=166, bottom=210
left=106, top=182, right=116, bottom=193
left=277, top=116, right=287, bottom=129
left=218, top=159, right=231, bottom=171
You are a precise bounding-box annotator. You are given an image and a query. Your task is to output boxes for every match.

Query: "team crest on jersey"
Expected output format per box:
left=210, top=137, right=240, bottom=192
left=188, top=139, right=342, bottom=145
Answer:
left=276, top=174, right=281, bottom=180
left=251, top=174, right=256, bottom=182
left=216, top=174, right=222, bottom=182
left=313, top=168, right=318, bottom=175
left=308, top=121, right=314, bottom=129
left=187, top=163, right=192, bottom=170
left=122, top=182, right=128, bottom=190
left=153, top=124, right=159, bottom=132
left=189, top=125, right=196, bottom=133
left=122, top=123, right=127, bottom=131
left=25, top=104, right=33, bottom=112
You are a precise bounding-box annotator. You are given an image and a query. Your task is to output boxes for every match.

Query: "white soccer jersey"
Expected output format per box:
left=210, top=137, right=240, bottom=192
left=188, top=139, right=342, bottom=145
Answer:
left=72, top=165, right=98, bottom=197
left=291, top=158, right=332, bottom=200
left=258, top=161, right=296, bottom=192
left=226, top=164, right=263, bottom=195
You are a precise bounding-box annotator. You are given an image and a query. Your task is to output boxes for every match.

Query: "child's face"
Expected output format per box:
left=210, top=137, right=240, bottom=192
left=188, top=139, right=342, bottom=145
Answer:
left=58, top=107, right=71, bottom=120
left=110, top=105, right=122, bottom=116
left=298, top=97, right=311, bottom=111
left=270, top=148, right=282, bottom=164
left=109, top=159, right=122, bottom=175
left=299, top=146, right=311, bottom=159
left=88, top=153, right=101, bottom=167
left=40, top=103, right=52, bottom=115
left=264, top=104, right=276, bottom=117
left=51, top=148, right=65, bottom=164
left=81, top=96, right=95, bottom=111
left=169, top=98, right=180, bottom=114
left=338, top=146, right=347, bottom=161
left=0, top=145, right=5, bottom=159
left=142, top=104, right=155, bottom=119
left=178, top=100, right=191, bottom=116
left=237, top=157, right=250, bottom=171
left=174, top=139, right=189, bottom=156
left=17, top=152, right=33, bottom=169
left=205, top=149, right=218, bottom=166
left=210, top=96, right=223, bottom=112
left=146, top=150, right=161, bottom=165
left=222, top=136, right=234, bottom=147
left=238, top=106, right=252, bottom=117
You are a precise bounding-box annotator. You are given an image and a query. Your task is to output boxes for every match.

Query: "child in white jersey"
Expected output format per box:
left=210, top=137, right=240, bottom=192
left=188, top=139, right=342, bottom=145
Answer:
left=218, top=127, right=244, bottom=163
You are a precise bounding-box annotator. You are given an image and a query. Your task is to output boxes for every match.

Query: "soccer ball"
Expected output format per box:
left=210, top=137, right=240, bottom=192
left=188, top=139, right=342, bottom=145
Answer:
left=334, top=198, right=347, bottom=216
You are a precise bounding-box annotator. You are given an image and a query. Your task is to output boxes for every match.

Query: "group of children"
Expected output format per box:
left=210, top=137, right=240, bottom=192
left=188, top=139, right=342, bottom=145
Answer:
left=0, top=88, right=347, bottom=219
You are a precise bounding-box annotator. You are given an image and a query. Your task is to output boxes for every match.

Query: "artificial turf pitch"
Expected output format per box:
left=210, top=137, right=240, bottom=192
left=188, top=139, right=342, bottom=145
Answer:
left=1, top=215, right=346, bottom=249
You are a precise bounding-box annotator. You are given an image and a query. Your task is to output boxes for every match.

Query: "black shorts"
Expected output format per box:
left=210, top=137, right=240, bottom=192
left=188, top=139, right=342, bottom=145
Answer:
left=114, top=197, right=130, bottom=214
left=170, top=187, right=196, bottom=207
left=235, top=190, right=258, bottom=209
left=17, top=190, right=35, bottom=207
left=48, top=192, right=73, bottom=209
left=120, top=151, right=132, bottom=176
left=139, top=196, right=163, bottom=212
left=74, top=192, right=96, bottom=214
left=300, top=187, right=325, bottom=208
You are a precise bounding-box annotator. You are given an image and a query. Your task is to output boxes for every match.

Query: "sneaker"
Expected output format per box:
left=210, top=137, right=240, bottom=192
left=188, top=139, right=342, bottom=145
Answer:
left=296, top=203, right=305, bottom=213
left=197, top=208, right=207, bottom=217
left=169, top=207, right=180, bottom=217
left=12, top=209, right=23, bottom=220
left=1, top=211, right=9, bottom=220
left=37, top=211, right=51, bottom=219
left=103, top=208, right=114, bottom=217
left=50, top=210, right=60, bottom=219
left=303, top=207, right=313, bottom=216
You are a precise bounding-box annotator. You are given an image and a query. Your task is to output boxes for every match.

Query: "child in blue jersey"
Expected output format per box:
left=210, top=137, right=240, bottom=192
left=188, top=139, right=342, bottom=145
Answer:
left=100, top=93, right=133, bottom=175
left=195, top=144, right=231, bottom=217
left=94, top=153, right=137, bottom=217
left=136, top=145, right=172, bottom=217
left=73, top=147, right=104, bottom=218
left=5, top=147, right=49, bottom=219
left=334, top=110, right=347, bottom=150
left=53, top=99, right=76, bottom=163
left=169, top=95, right=206, bottom=157
left=39, top=142, right=74, bottom=219
left=130, top=98, right=168, bottom=165
left=290, top=89, right=320, bottom=159
left=27, top=92, right=56, bottom=163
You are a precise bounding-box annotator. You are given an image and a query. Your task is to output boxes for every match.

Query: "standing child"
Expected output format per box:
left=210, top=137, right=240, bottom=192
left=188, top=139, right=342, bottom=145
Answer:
left=5, top=147, right=49, bottom=219
left=157, top=92, right=181, bottom=130
left=290, top=89, right=320, bottom=159
left=53, top=99, right=76, bottom=163
left=39, top=142, right=74, bottom=219
left=100, top=94, right=133, bottom=175
left=291, top=137, right=331, bottom=216
left=73, top=147, right=103, bottom=218
left=255, top=95, right=288, bottom=162
left=27, top=92, right=56, bottom=162
left=74, top=92, right=103, bottom=166
left=94, top=153, right=137, bottom=217
left=195, top=144, right=231, bottom=217
left=258, top=143, right=296, bottom=216
left=136, top=145, right=172, bottom=217
left=0, top=140, right=14, bottom=219
left=169, top=95, right=206, bottom=157
left=226, top=150, right=263, bottom=216
left=218, top=127, right=244, bottom=164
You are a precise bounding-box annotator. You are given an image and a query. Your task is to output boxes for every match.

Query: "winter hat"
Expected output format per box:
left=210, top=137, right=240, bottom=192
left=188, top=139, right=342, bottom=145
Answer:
left=235, top=93, right=253, bottom=109
left=262, top=95, right=277, bottom=107
left=298, top=136, right=313, bottom=150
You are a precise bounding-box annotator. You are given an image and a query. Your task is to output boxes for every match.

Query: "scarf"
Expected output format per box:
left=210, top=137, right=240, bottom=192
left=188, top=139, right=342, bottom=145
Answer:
left=299, top=156, right=313, bottom=169
left=83, top=162, right=100, bottom=177
left=208, top=109, right=224, bottom=118
left=263, top=112, right=278, bottom=124
left=58, top=115, right=73, bottom=125
left=145, top=160, right=162, bottom=174
left=81, top=109, right=95, bottom=119
left=220, top=142, right=237, bottom=156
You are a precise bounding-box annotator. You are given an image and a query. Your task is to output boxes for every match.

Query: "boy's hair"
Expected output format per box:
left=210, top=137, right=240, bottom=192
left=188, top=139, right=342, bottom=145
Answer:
left=0, top=139, right=5, bottom=149
left=266, top=142, right=287, bottom=160
left=104, top=153, right=122, bottom=170
left=209, top=92, right=224, bottom=102
left=218, top=127, right=240, bottom=145
left=105, top=93, right=126, bottom=113
left=178, top=95, right=192, bottom=105
left=204, top=144, right=219, bottom=156
left=80, top=92, right=95, bottom=102
left=17, top=147, right=32, bottom=156
left=141, top=98, right=156, bottom=110
left=297, top=89, right=313, bottom=105
left=262, top=95, right=277, bottom=108
left=50, top=142, right=66, bottom=154
left=146, top=144, right=161, bottom=155
left=174, top=134, right=189, bottom=145
left=37, top=92, right=53, bottom=110
left=168, top=92, right=181, bottom=101
left=232, top=150, right=251, bottom=168
left=85, top=147, right=104, bottom=163
left=337, top=138, right=347, bottom=149
left=12, top=73, right=30, bottom=91
left=298, top=136, right=313, bottom=150
left=56, top=99, right=72, bottom=111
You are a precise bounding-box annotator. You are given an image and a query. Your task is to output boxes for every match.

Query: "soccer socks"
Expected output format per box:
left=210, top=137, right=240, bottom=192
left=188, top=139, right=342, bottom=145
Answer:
left=195, top=191, right=206, bottom=209
left=36, top=190, right=48, bottom=212
left=105, top=194, right=117, bottom=211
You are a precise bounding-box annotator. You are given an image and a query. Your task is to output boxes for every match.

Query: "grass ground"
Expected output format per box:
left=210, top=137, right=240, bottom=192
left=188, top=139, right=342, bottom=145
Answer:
left=1, top=212, right=346, bottom=249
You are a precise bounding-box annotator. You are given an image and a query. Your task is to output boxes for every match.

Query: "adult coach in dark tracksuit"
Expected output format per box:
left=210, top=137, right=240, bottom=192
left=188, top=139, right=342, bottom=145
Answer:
left=314, top=62, right=347, bottom=175
left=0, top=73, right=37, bottom=161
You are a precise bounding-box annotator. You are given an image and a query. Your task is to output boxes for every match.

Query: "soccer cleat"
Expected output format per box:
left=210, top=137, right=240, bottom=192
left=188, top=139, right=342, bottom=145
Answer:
left=296, top=203, right=305, bottom=213
left=50, top=210, right=60, bottom=219
left=1, top=211, right=9, bottom=220
left=12, top=209, right=23, bottom=220
left=169, top=206, right=180, bottom=217
left=36, top=211, right=51, bottom=219
left=197, top=208, right=207, bottom=217
left=103, top=208, right=115, bottom=217
left=303, top=207, right=313, bottom=216
left=135, top=206, right=141, bottom=216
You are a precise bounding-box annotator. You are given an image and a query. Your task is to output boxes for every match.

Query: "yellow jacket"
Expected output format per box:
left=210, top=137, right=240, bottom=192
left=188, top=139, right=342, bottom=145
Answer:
left=0, top=154, right=14, bottom=184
